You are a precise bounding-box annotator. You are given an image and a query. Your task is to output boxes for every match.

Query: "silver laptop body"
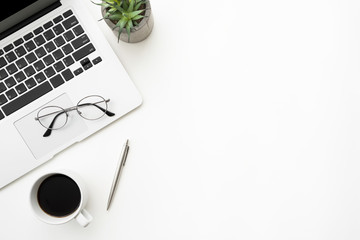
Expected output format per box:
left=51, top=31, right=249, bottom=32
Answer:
left=0, top=0, right=142, bottom=189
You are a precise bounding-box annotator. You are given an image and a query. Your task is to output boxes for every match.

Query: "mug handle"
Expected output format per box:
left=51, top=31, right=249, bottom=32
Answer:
left=75, top=209, right=93, bottom=227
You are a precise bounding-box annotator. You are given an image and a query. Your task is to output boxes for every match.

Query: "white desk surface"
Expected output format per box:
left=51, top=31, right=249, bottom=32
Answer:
left=1, top=0, right=360, bottom=239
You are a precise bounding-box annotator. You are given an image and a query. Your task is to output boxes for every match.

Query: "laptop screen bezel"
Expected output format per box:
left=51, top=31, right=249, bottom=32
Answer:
left=0, top=0, right=59, bottom=39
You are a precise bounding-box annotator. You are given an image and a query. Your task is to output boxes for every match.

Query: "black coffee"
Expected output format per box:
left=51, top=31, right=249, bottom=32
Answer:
left=37, top=174, right=81, bottom=217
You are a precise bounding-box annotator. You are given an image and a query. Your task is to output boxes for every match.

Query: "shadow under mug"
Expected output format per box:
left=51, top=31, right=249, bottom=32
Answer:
left=30, top=170, right=93, bottom=227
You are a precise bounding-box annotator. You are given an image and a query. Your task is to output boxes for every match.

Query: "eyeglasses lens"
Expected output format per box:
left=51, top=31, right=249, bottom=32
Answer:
left=76, top=96, right=108, bottom=120
left=37, top=106, right=68, bottom=130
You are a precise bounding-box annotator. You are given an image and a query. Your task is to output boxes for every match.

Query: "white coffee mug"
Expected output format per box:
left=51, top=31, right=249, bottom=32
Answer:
left=30, top=170, right=93, bottom=227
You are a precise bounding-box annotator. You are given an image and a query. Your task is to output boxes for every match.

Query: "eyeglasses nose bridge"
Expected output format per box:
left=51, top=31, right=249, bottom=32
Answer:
left=63, top=106, right=78, bottom=116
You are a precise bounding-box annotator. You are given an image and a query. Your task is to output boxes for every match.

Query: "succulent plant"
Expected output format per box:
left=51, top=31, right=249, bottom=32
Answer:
left=93, top=0, right=147, bottom=42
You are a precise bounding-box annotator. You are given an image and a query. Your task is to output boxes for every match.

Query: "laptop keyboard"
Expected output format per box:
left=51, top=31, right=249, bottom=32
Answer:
left=0, top=9, right=102, bottom=120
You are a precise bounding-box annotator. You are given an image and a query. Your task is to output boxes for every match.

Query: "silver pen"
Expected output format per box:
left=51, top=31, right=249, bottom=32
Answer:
left=107, top=139, right=129, bottom=211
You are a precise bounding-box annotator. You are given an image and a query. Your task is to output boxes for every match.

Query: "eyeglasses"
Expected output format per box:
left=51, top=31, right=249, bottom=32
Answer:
left=35, top=95, right=115, bottom=137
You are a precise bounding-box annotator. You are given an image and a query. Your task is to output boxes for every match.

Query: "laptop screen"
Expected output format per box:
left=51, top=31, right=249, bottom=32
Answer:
left=0, top=0, right=58, bottom=38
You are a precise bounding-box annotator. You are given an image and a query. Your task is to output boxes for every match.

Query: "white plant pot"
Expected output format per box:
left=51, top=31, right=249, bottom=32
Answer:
left=101, top=1, right=154, bottom=43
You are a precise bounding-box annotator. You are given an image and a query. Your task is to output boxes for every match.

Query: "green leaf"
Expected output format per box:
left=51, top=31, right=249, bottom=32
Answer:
left=123, top=0, right=129, bottom=10
left=118, top=29, right=122, bottom=42
left=128, top=10, right=144, bottom=18
left=102, top=3, right=112, bottom=8
left=108, top=2, right=124, bottom=12
left=92, top=0, right=112, bottom=8
left=108, top=13, right=122, bottom=21
left=103, top=11, right=111, bottom=18
left=91, top=1, right=103, bottom=6
left=118, top=18, right=127, bottom=29
left=126, top=24, right=131, bottom=42
left=132, top=15, right=143, bottom=21
left=117, top=18, right=127, bottom=41
left=128, top=0, right=135, bottom=12
left=127, top=19, right=133, bottom=28
left=135, top=1, right=144, bottom=10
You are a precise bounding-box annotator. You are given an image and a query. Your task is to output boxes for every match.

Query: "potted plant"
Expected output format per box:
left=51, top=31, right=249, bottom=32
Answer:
left=93, top=0, right=154, bottom=43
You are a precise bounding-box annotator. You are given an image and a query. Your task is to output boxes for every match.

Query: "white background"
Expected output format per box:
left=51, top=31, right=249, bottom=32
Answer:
left=1, top=0, right=360, bottom=239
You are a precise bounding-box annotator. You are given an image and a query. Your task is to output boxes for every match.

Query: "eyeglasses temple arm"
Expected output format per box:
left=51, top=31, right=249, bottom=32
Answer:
left=77, top=103, right=115, bottom=117
left=43, top=111, right=67, bottom=137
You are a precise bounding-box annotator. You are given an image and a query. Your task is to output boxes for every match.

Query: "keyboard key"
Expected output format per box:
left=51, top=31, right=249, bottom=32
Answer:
left=25, top=78, right=37, bottom=89
left=4, top=77, right=16, bottom=88
left=33, top=26, right=44, bottom=35
left=52, top=49, right=64, bottom=60
left=72, top=25, right=84, bottom=36
left=63, top=10, right=73, bottom=18
left=0, top=49, right=3, bottom=56
left=44, top=66, right=55, bottom=78
left=24, top=65, right=36, bottom=77
left=71, top=34, right=89, bottom=49
left=53, top=61, right=65, bottom=72
left=4, top=44, right=14, bottom=52
left=0, top=69, right=8, bottom=80
left=53, top=24, right=65, bottom=35
left=34, top=60, right=45, bottom=71
left=43, top=55, right=55, bottom=65
left=0, top=110, right=3, bottom=120
left=64, top=30, right=75, bottom=41
left=15, top=83, right=27, bottom=95
left=35, top=47, right=47, bottom=58
left=34, top=35, right=46, bottom=46
left=14, top=71, right=26, bottom=82
left=54, top=36, right=66, bottom=47
left=43, top=21, right=54, bottom=29
left=74, top=67, right=83, bottom=76
left=25, top=52, right=37, bottom=64
left=44, top=41, right=56, bottom=53
left=15, top=58, right=28, bottom=69
left=63, top=55, right=74, bottom=66
left=61, top=69, right=74, bottom=81
left=24, top=32, right=34, bottom=41
left=34, top=72, right=46, bottom=83
left=14, top=38, right=24, bottom=47
left=6, top=63, right=18, bottom=75
left=73, top=43, right=95, bottom=61
left=53, top=15, right=63, bottom=24
left=43, top=29, right=55, bottom=40
left=62, top=43, right=74, bottom=55
left=0, top=82, right=6, bottom=93
left=5, top=52, right=17, bottom=63
left=63, top=16, right=79, bottom=30
left=15, top=46, right=27, bottom=57
left=6, top=89, right=17, bottom=100
left=83, top=62, right=92, bottom=70
left=50, top=74, right=65, bottom=88
left=2, top=82, right=52, bottom=116
left=80, top=58, right=90, bottom=66
left=0, top=94, right=7, bottom=106
left=24, top=40, right=36, bottom=52
left=92, top=56, right=102, bottom=65
left=0, top=57, right=7, bottom=68
left=80, top=57, right=92, bottom=70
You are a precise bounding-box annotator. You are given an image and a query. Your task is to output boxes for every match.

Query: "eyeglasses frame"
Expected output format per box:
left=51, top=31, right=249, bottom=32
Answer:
left=35, top=95, right=115, bottom=137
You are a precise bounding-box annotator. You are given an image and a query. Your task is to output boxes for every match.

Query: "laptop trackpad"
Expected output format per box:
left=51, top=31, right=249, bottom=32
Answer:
left=14, top=93, right=88, bottom=159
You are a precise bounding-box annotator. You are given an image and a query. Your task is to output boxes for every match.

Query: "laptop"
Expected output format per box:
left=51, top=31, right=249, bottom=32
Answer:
left=0, top=0, right=142, bottom=189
